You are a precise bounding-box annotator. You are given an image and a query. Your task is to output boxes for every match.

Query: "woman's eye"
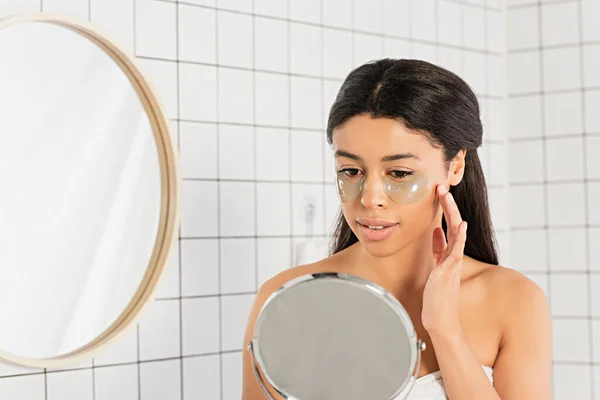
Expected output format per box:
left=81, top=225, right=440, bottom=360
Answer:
left=342, top=168, right=361, bottom=177
left=391, top=170, right=412, bottom=179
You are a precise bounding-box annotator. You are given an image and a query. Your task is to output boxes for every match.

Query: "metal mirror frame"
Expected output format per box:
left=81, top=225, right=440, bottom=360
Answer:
left=0, top=12, right=180, bottom=368
left=248, top=272, right=426, bottom=400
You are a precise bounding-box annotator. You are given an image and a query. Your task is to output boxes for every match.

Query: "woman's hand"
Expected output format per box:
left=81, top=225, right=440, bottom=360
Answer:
left=421, top=184, right=468, bottom=337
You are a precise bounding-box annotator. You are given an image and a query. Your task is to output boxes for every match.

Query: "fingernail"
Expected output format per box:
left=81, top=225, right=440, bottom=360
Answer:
left=439, top=185, right=447, bottom=195
left=447, top=193, right=454, bottom=203
left=463, top=222, right=468, bottom=233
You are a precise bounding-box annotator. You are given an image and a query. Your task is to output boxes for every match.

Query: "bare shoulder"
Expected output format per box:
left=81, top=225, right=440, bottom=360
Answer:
left=467, top=259, right=550, bottom=331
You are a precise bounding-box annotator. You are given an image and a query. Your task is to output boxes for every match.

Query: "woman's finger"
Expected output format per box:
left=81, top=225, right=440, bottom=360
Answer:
left=443, top=221, right=467, bottom=268
left=438, top=185, right=463, bottom=253
left=432, top=226, right=447, bottom=264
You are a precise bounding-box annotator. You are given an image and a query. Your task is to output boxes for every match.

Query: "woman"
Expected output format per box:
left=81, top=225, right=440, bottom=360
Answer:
left=242, top=59, right=552, bottom=399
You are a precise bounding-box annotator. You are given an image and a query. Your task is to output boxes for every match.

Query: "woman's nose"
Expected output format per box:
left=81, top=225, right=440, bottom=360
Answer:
left=360, top=176, right=388, bottom=209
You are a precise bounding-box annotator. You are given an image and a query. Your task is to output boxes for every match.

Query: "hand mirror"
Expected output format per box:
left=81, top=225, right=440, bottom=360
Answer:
left=0, top=14, right=179, bottom=367
left=248, top=272, right=425, bottom=400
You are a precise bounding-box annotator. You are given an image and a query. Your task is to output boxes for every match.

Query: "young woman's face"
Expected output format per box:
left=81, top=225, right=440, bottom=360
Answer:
left=332, top=114, right=450, bottom=257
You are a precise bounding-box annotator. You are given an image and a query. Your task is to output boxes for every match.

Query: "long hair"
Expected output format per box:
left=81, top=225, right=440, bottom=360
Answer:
left=326, top=58, right=498, bottom=265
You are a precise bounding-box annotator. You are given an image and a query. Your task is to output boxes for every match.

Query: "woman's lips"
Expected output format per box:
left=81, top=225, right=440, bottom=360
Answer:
left=357, top=218, right=398, bottom=241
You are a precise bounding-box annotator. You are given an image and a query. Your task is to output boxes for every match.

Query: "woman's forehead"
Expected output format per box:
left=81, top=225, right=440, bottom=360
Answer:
left=332, top=115, right=436, bottom=159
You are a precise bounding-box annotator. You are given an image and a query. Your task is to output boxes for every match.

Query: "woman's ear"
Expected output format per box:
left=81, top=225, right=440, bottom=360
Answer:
left=448, top=150, right=467, bottom=187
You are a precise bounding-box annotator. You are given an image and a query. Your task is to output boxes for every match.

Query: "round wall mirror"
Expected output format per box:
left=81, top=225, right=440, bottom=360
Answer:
left=0, top=13, right=180, bottom=367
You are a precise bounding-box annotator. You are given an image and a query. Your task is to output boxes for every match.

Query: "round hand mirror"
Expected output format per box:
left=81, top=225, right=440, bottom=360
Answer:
left=0, top=14, right=179, bottom=367
left=248, top=273, right=425, bottom=400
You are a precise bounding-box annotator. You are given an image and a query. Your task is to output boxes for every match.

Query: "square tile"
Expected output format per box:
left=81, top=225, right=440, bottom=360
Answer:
left=507, top=7, right=538, bottom=51
left=323, top=0, right=352, bottom=29
left=323, top=80, right=342, bottom=129
left=545, top=137, right=584, bottom=181
left=487, top=55, right=505, bottom=97
left=488, top=188, right=509, bottom=231
left=486, top=9, right=505, bottom=53
left=291, top=130, right=324, bottom=182
left=410, top=0, right=435, bottom=42
left=543, top=92, right=583, bottom=137
left=354, top=0, right=381, bottom=34
left=90, top=0, right=134, bottom=54
left=323, top=28, right=352, bottom=79
left=353, top=32, right=383, bottom=69
left=135, top=0, right=176, bottom=59
left=95, top=365, right=138, bottom=400
left=438, top=1, right=461, bottom=46
left=543, top=47, right=581, bottom=92
left=584, top=90, right=600, bottom=132
left=179, top=63, right=217, bottom=122
left=183, top=355, right=221, bottom=399
left=179, top=122, right=218, bottom=179
left=181, top=181, right=219, bottom=238
left=255, top=127, right=290, bottom=181
left=411, top=42, right=436, bottom=65
left=254, top=17, right=288, bottom=73
left=436, top=47, right=462, bottom=76
left=290, top=22, right=321, bottom=76
left=508, top=51, right=540, bottom=95
left=592, top=275, right=600, bottom=317
left=487, top=144, right=506, bottom=186
left=140, top=359, right=181, bottom=400
left=541, top=2, right=578, bottom=46
left=548, top=229, right=587, bottom=272
left=553, top=319, right=591, bottom=362
left=550, top=273, right=589, bottom=316
left=292, top=184, right=325, bottom=236
left=138, top=59, right=178, bottom=120
left=382, top=0, right=409, bottom=38
left=289, top=0, right=320, bottom=23
left=254, top=0, right=287, bottom=18
left=547, top=183, right=586, bottom=227
left=47, top=369, right=93, bottom=400
left=94, top=325, right=138, bottom=366
left=290, top=76, right=322, bottom=129
left=219, top=181, right=255, bottom=236
left=138, top=300, right=180, bottom=360
left=588, top=182, right=600, bottom=225
left=221, top=294, right=255, bottom=351
left=222, top=352, right=243, bottom=400
left=218, top=68, right=253, bottom=124
left=463, top=6, right=485, bottom=50
left=257, top=237, right=292, bottom=287
left=552, top=365, right=591, bottom=400
left=178, top=5, right=215, bottom=63
left=221, top=238, right=256, bottom=294
left=256, top=182, right=291, bottom=235
left=589, top=228, right=600, bottom=272
left=218, top=125, right=254, bottom=180
left=181, top=238, right=219, bottom=296
left=483, top=99, right=506, bottom=142
left=509, top=141, right=544, bottom=183
left=508, top=96, right=542, bottom=139
left=255, top=72, right=289, bottom=127
left=510, top=229, right=547, bottom=272
left=586, top=136, right=600, bottom=179
left=583, top=44, right=600, bottom=88
left=219, top=0, right=252, bottom=13
left=325, top=184, right=341, bottom=235
left=182, top=297, right=220, bottom=355
left=582, top=0, right=600, bottom=42
left=509, top=185, right=546, bottom=228
left=218, top=10, right=253, bottom=68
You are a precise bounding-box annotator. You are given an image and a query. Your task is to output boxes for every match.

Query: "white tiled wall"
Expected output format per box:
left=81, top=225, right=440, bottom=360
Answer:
left=0, top=0, right=507, bottom=399
left=507, top=1, right=599, bottom=398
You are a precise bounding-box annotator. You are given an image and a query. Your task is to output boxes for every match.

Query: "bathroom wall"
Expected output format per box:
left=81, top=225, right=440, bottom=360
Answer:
left=506, top=0, right=599, bottom=398
left=0, top=0, right=506, bottom=399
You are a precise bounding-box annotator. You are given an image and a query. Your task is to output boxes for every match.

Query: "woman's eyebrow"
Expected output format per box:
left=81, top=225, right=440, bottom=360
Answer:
left=334, top=149, right=420, bottom=162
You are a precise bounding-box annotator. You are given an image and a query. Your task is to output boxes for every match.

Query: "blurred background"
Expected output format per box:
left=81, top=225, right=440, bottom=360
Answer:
left=0, top=0, right=596, bottom=399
